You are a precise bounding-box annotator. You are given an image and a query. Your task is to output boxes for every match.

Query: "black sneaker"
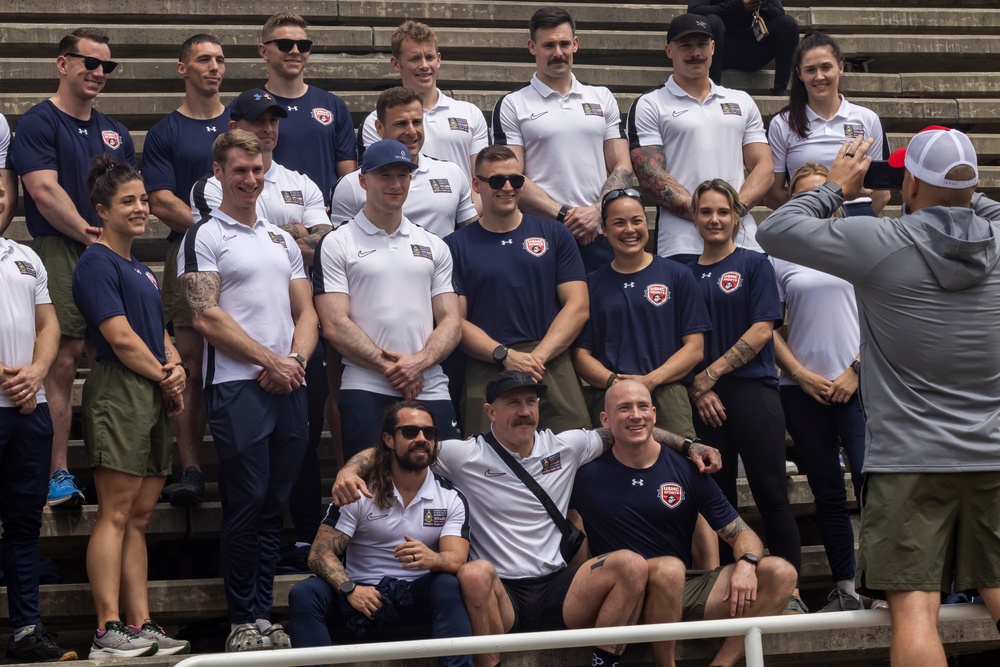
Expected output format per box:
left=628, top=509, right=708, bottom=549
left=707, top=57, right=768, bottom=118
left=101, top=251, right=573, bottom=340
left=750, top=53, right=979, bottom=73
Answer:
left=6, top=623, right=79, bottom=662
left=169, top=466, right=205, bottom=506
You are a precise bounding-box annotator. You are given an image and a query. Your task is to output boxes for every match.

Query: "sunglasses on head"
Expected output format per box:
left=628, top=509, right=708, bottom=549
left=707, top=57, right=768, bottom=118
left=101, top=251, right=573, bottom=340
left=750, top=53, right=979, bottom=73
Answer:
left=601, top=187, right=643, bottom=217
left=263, top=38, right=313, bottom=53
left=394, top=425, right=439, bottom=440
left=476, top=174, right=526, bottom=190
left=64, top=53, right=119, bottom=73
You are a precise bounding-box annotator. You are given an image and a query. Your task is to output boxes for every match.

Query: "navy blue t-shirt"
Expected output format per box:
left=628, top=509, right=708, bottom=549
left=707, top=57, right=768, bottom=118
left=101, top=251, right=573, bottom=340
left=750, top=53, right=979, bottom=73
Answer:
left=445, top=214, right=586, bottom=344
left=577, top=256, right=712, bottom=378
left=571, top=446, right=739, bottom=567
left=72, top=244, right=166, bottom=365
left=688, top=249, right=782, bottom=383
left=11, top=101, right=136, bottom=237
left=142, top=109, right=228, bottom=242
left=264, top=85, right=356, bottom=206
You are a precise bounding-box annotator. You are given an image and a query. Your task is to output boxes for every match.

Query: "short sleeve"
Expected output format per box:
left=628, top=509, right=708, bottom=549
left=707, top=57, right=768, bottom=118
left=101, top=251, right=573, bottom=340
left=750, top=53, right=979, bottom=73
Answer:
left=492, top=95, right=523, bottom=147
left=742, top=98, right=768, bottom=146
left=689, top=471, right=740, bottom=531
left=190, top=177, right=222, bottom=221
left=178, top=223, right=221, bottom=277
left=73, top=253, right=126, bottom=325
left=430, top=236, right=455, bottom=297
left=313, top=229, right=349, bottom=294
left=748, top=254, right=783, bottom=327
left=141, top=123, right=178, bottom=193
left=602, top=88, right=625, bottom=142
left=10, top=111, right=58, bottom=176
left=675, top=267, right=713, bottom=335
left=282, top=229, right=308, bottom=280
left=440, top=488, right=470, bottom=540
left=553, top=224, right=587, bottom=285
left=361, top=111, right=380, bottom=149
left=626, top=94, right=663, bottom=150
left=332, top=96, right=358, bottom=164
left=767, top=112, right=791, bottom=175
left=33, top=251, right=52, bottom=305
left=329, top=173, right=364, bottom=226
left=556, top=429, right=605, bottom=467
left=432, top=438, right=476, bottom=480
left=469, top=110, right=490, bottom=156
left=455, top=172, right=478, bottom=223
left=300, top=175, right=330, bottom=228
left=333, top=499, right=360, bottom=539
left=444, top=234, right=466, bottom=296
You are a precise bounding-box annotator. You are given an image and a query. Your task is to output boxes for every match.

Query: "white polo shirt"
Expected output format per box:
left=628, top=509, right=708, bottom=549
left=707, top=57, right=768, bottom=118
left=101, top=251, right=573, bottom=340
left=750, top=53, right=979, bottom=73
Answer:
left=627, top=77, right=767, bottom=258
left=325, top=470, right=470, bottom=583
left=432, top=428, right=604, bottom=579
left=768, top=96, right=886, bottom=205
left=360, top=89, right=489, bottom=180
left=178, top=209, right=307, bottom=385
left=0, top=113, right=11, bottom=168
left=329, top=154, right=477, bottom=238
left=493, top=74, right=624, bottom=208
left=0, top=238, right=51, bottom=408
left=313, top=211, right=454, bottom=400
left=190, top=160, right=329, bottom=229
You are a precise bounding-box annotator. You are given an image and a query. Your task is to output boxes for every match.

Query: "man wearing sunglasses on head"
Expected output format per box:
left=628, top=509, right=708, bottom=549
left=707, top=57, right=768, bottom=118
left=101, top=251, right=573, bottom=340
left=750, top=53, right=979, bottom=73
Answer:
left=11, top=27, right=136, bottom=509
left=289, top=400, right=473, bottom=666
left=259, top=13, right=357, bottom=208
left=444, top=145, right=590, bottom=437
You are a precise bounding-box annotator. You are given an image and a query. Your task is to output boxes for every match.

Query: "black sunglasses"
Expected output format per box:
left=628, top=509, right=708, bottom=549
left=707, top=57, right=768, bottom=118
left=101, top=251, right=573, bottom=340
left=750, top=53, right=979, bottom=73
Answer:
left=476, top=174, right=526, bottom=190
left=64, top=52, right=119, bottom=73
left=263, top=39, right=313, bottom=53
left=394, top=425, right=439, bottom=440
left=601, top=188, right=643, bottom=217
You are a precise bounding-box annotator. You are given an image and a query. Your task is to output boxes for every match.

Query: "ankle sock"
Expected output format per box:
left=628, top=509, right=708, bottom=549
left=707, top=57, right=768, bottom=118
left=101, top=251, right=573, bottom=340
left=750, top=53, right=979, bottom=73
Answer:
left=592, top=647, right=619, bottom=667
left=836, top=579, right=859, bottom=599
left=12, top=625, right=36, bottom=643
left=255, top=618, right=272, bottom=632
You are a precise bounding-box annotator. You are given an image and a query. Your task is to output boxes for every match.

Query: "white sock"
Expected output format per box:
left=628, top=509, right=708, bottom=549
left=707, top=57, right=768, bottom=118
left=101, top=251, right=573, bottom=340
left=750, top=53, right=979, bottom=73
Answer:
left=836, top=579, right=859, bottom=599
left=13, top=625, right=37, bottom=643
left=255, top=618, right=272, bottom=632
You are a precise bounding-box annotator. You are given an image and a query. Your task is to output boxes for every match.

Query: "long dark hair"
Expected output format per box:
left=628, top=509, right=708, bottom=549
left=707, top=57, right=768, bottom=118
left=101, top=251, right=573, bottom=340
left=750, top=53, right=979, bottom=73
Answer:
left=86, top=153, right=143, bottom=209
left=780, top=32, right=844, bottom=140
left=369, top=400, right=439, bottom=510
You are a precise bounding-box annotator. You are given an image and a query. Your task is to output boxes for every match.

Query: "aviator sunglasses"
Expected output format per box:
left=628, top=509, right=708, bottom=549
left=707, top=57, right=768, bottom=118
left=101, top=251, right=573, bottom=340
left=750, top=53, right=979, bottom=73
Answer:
left=476, top=174, right=526, bottom=190
left=601, top=187, right=643, bottom=217
left=394, top=425, right=439, bottom=440
left=64, top=53, right=119, bottom=73
left=263, top=38, right=314, bottom=53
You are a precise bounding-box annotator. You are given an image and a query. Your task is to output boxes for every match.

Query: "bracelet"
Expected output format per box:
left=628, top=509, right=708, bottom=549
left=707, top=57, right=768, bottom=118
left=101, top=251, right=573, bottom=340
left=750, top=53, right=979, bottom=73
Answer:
left=705, top=368, right=718, bottom=381
left=175, top=361, right=190, bottom=378
left=556, top=205, right=569, bottom=223
left=791, top=366, right=804, bottom=378
left=605, top=372, right=618, bottom=389
left=163, top=369, right=172, bottom=382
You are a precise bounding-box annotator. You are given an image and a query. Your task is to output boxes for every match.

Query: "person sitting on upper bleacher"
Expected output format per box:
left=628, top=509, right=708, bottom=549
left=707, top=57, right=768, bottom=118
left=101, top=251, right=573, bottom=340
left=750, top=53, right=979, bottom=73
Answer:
left=571, top=379, right=797, bottom=667
left=686, top=0, right=799, bottom=95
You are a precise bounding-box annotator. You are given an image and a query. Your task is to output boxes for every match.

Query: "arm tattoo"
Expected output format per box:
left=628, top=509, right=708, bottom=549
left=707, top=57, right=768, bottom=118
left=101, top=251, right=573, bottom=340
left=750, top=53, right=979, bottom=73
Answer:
left=651, top=427, right=685, bottom=454
left=308, top=525, right=351, bottom=586
left=724, top=337, right=759, bottom=371
left=719, top=517, right=750, bottom=542
left=180, top=272, right=221, bottom=313
left=280, top=223, right=304, bottom=239
left=345, top=450, right=375, bottom=477
left=165, top=347, right=172, bottom=361
left=600, top=167, right=634, bottom=198
left=594, top=427, right=615, bottom=453
left=631, top=145, right=690, bottom=217
left=457, top=215, right=479, bottom=229
left=302, top=226, right=332, bottom=250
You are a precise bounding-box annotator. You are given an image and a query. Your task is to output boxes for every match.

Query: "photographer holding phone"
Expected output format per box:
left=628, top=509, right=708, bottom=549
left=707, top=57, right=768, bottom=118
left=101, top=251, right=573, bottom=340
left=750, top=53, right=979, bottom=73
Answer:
left=758, top=127, right=1000, bottom=667
left=764, top=33, right=890, bottom=215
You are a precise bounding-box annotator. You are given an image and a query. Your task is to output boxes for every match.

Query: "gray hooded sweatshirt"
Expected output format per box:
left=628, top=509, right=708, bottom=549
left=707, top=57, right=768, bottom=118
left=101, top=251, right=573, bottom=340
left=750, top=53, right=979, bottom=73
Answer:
left=757, top=188, right=1000, bottom=473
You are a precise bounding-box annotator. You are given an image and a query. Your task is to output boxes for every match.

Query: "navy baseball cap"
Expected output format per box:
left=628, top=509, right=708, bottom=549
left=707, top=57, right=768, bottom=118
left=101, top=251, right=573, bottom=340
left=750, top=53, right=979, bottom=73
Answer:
left=230, top=88, right=288, bottom=122
left=360, top=139, right=419, bottom=174
left=486, top=370, right=548, bottom=404
left=667, top=14, right=714, bottom=42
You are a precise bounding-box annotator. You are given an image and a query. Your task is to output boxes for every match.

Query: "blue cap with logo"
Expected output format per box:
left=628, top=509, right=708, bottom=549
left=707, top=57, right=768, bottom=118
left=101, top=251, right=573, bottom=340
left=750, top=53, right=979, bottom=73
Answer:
left=360, top=139, right=419, bottom=174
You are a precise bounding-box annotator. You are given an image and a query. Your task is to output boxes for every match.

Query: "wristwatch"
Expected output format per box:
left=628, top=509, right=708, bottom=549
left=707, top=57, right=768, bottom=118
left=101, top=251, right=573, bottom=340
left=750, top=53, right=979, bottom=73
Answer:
left=492, top=344, right=509, bottom=367
left=738, top=553, right=760, bottom=568
left=339, top=580, right=357, bottom=597
left=288, top=352, right=307, bottom=370
left=851, top=359, right=861, bottom=375
left=681, top=436, right=701, bottom=458
left=821, top=181, right=844, bottom=199
left=175, top=362, right=191, bottom=379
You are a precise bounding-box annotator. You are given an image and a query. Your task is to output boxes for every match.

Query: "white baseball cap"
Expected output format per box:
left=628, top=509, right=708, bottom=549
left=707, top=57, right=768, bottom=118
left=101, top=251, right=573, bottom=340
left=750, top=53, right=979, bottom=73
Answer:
left=888, top=125, right=978, bottom=189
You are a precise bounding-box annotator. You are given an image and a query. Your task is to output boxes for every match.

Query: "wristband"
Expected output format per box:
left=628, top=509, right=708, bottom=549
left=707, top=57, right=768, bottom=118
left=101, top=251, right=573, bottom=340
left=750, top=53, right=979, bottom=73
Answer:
left=605, top=372, right=618, bottom=389
left=175, top=362, right=190, bottom=378
left=556, top=205, right=569, bottom=223
left=681, top=436, right=701, bottom=458
left=705, top=368, right=718, bottom=381
left=163, top=370, right=172, bottom=382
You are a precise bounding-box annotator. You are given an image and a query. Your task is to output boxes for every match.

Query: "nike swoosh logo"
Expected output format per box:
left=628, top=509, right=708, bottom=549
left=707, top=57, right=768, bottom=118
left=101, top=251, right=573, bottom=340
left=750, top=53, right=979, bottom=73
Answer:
left=366, top=512, right=389, bottom=521
left=222, top=234, right=237, bottom=240
left=672, top=110, right=688, bottom=117
left=484, top=469, right=507, bottom=477
left=358, top=250, right=376, bottom=257
left=529, top=112, right=548, bottom=120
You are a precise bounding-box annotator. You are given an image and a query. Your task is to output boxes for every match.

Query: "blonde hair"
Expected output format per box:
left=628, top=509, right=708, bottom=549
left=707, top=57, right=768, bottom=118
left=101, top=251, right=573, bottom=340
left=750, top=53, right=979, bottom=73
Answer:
left=262, top=13, right=308, bottom=41
left=788, top=162, right=829, bottom=196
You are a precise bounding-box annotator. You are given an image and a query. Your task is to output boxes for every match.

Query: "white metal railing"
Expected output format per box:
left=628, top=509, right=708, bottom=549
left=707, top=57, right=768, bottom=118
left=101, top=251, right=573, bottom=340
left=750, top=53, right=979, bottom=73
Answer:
left=175, top=604, right=993, bottom=667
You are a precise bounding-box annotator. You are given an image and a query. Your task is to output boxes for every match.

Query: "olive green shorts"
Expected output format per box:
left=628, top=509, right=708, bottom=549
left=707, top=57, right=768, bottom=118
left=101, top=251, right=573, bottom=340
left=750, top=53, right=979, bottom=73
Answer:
left=161, top=237, right=190, bottom=328
left=857, top=471, right=1000, bottom=596
left=681, top=568, right=724, bottom=621
left=82, top=361, right=173, bottom=477
left=33, top=235, right=86, bottom=339
left=586, top=382, right=696, bottom=437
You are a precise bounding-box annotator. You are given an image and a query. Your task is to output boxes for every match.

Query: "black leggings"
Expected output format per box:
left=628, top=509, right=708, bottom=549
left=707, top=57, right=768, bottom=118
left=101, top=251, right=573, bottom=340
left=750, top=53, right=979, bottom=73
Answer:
left=695, top=375, right=801, bottom=573
left=704, top=13, right=800, bottom=91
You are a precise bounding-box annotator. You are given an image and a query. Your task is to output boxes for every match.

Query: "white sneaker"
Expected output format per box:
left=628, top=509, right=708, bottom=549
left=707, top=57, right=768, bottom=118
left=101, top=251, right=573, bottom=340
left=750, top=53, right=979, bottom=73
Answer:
left=225, top=623, right=272, bottom=652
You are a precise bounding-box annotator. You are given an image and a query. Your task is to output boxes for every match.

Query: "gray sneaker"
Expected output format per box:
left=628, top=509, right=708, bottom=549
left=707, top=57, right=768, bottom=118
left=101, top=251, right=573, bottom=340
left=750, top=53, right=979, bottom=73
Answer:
left=782, top=594, right=810, bottom=615
left=225, top=623, right=272, bottom=652
left=89, top=620, right=158, bottom=659
left=131, top=620, right=191, bottom=656
left=263, top=623, right=291, bottom=649
left=817, top=588, right=863, bottom=613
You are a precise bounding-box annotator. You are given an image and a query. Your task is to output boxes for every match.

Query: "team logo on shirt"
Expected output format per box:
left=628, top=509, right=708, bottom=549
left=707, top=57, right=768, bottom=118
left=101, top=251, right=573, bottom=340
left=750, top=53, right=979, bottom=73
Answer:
left=581, top=102, right=604, bottom=117
left=311, top=108, right=333, bottom=126
left=423, top=508, right=448, bottom=527
left=720, top=103, right=742, bottom=117
left=523, top=237, right=548, bottom=257
left=281, top=190, right=304, bottom=206
left=659, top=482, right=685, bottom=509
left=145, top=271, right=158, bottom=288
left=718, top=271, right=743, bottom=293
left=267, top=231, right=287, bottom=248
left=644, top=283, right=670, bottom=306
left=411, top=244, right=434, bottom=260
left=448, top=117, right=470, bottom=132
left=102, top=131, right=122, bottom=149
left=844, top=123, right=866, bottom=139
left=430, top=179, right=452, bottom=194
left=540, top=453, right=563, bottom=475
left=14, top=260, right=37, bottom=277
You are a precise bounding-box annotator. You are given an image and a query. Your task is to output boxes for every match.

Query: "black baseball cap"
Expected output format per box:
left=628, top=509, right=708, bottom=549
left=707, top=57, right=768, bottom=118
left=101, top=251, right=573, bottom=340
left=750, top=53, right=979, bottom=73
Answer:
left=230, top=88, right=289, bottom=122
left=485, top=370, right=548, bottom=404
left=667, top=14, right=714, bottom=42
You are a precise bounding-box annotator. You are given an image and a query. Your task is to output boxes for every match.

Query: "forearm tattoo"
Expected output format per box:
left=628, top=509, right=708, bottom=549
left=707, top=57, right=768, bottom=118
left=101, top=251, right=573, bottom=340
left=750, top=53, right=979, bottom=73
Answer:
left=600, top=167, right=635, bottom=198
left=346, top=450, right=374, bottom=476
left=308, top=526, right=351, bottom=586
left=631, top=145, right=690, bottom=217
left=651, top=427, right=684, bottom=453
left=280, top=224, right=304, bottom=239
left=595, top=427, right=615, bottom=453
left=724, top=337, right=759, bottom=371
left=302, top=227, right=332, bottom=249
left=719, top=517, right=750, bottom=542
left=180, top=272, right=221, bottom=313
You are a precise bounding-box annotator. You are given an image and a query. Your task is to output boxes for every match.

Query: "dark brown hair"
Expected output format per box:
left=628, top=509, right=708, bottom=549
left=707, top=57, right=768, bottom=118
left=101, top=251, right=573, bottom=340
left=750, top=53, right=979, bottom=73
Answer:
left=86, top=154, right=142, bottom=208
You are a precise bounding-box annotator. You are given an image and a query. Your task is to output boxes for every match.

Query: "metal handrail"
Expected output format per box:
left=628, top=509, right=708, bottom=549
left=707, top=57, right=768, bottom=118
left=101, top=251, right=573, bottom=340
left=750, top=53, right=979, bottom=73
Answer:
left=175, top=603, right=992, bottom=667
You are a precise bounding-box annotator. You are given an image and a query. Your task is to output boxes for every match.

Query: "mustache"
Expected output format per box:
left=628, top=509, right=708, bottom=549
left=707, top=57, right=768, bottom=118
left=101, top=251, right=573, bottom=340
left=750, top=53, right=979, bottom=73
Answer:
left=512, top=417, right=536, bottom=427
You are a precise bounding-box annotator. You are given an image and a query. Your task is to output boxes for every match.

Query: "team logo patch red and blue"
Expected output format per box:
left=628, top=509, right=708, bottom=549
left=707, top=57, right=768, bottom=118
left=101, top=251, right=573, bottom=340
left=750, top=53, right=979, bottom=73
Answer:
left=659, top=482, right=684, bottom=508
left=145, top=271, right=158, bottom=288
left=14, top=260, right=36, bottom=277
left=718, top=271, right=743, bottom=293
left=582, top=102, right=604, bottom=117
left=102, top=131, right=121, bottom=150
left=430, top=179, right=452, bottom=194
left=644, top=283, right=669, bottom=306
left=311, top=108, right=332, bottom=126
left=541, top=453, right=562, bottom=475
left=720, top=103, right=742, bottom=117
left=411, top=244, right=433, bottom=260
left=267, top=231, right=287, bottom=248
left=281, top=190, right=304, bottom=205
left=423, top=508, right=447, bottom=527
left=844, top=123, right=866, bottom=139
left=523, top=237, right=547, bottom=257
left=448, top=117, right=470, bottom=132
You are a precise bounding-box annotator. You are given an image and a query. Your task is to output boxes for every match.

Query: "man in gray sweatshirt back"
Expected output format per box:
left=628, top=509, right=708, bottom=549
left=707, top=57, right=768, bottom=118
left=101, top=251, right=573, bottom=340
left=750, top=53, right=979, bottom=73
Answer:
left=757, top=126, right=1000, bottom=667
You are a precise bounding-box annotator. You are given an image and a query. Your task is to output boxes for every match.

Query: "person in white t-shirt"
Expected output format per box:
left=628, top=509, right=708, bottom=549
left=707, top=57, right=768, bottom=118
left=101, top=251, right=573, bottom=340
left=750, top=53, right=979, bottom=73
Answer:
left=0, top=113, right=16, bottom=235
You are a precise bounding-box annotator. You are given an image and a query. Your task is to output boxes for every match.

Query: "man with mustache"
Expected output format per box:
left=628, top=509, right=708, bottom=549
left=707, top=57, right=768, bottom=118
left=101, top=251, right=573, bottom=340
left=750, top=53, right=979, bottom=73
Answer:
left=627, top=14, right=773, bottom=264
left=492, top=6, right=634, bottom=273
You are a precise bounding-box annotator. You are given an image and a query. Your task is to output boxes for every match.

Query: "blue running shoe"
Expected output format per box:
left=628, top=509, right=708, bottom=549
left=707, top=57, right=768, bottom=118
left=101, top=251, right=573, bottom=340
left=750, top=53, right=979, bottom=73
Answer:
left=47, top=469, right=85, bottom=507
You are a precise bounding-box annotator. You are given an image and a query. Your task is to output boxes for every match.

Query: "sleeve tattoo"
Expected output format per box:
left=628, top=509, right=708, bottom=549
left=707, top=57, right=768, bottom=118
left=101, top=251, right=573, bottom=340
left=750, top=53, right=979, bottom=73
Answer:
left=308, top=524, right=351, bottom=586
left=180, top=271, right=221, bottom=313
left=723, top=337, right=759, bottom=371
left=631, top=145, right=690, bottom=217
left=600, top=167, right=634, bottom=199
